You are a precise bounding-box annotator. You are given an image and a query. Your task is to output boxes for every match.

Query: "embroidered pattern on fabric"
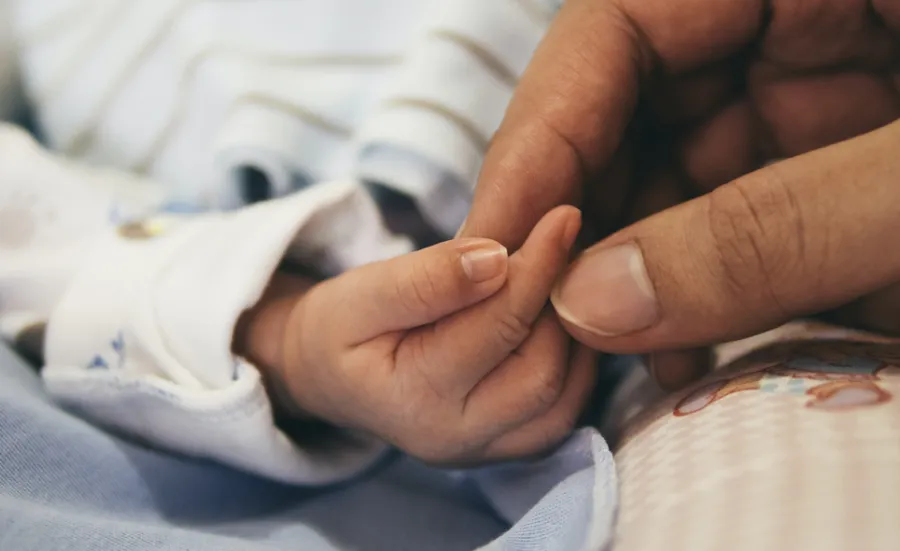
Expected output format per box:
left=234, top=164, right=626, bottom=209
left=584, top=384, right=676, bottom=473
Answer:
left=674, top=344, right=900, bottom=416
left=86, top=331, right=126, bottom=370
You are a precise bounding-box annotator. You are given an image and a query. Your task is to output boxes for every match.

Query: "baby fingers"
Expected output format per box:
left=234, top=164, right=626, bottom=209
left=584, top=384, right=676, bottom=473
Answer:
left=395, top=206, right=582, bottom=398
left=478, top=344, right=598, bottom=462
left=319, top=238, right=510, bottom=346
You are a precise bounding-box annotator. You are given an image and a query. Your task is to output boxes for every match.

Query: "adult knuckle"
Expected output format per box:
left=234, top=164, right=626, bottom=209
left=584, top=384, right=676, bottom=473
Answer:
left=605, top=0, right=653, bottom=74
left=705, top=185, right=766, bottom=295
left=705, top=173, right=806, bottom=314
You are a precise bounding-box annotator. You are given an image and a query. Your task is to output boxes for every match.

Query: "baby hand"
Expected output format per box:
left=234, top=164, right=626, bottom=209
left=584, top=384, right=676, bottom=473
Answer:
left=247, top=207, right=595, bottom=465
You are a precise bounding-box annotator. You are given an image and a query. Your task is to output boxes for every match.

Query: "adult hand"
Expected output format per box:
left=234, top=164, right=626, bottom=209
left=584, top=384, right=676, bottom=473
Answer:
left=460, top=0, right=900, bottom=389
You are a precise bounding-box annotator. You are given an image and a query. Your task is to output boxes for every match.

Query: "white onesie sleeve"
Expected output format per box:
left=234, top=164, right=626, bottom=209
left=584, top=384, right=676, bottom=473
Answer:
left=0, top=124, right=413, bottom=485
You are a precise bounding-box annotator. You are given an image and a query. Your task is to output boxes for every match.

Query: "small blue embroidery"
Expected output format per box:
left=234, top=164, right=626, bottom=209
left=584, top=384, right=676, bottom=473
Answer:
left=87, top=355, right=109, bottom=369
left=87, top=332, right=125, bottom=370
left=111, top=332, right=124, bottom=353
left=111, top=331, right=125, bottom=368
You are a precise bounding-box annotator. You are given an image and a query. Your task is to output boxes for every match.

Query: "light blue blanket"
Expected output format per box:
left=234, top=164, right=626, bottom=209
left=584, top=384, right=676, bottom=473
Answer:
left=0, top=343, right=617, bottom=551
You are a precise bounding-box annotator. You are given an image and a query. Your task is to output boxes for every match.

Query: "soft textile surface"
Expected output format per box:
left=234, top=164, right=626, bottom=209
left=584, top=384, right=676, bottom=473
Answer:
left=10, top=0, right=559, bottom=234
left=610, top=324, right=900, bottom=551
left=0, top=2, right=621, bottom=549
left=0, top=343, right=617, bottom=551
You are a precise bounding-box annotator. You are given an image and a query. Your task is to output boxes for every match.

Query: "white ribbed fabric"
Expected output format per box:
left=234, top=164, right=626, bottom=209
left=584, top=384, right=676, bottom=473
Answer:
left=11, top=0, right=559, bottom=235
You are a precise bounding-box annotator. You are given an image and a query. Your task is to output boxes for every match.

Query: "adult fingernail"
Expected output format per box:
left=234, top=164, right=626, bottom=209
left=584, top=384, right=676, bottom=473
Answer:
left=552, top=243, right=659, bottom=336
left=461, top=242, right=508, bottom=282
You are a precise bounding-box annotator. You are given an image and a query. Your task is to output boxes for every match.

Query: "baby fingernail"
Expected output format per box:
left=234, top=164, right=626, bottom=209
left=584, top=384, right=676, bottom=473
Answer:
left=552, top=243, right=659, bottom=336
left=461, top=243, right=508, bottom=282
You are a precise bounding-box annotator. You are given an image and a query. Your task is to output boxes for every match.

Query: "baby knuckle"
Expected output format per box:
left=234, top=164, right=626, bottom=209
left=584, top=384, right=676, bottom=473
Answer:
left=406, top=435, right=466, bottom=465
left=392, top=411, right=478, bottom=464
left=543, top=417, right=578, bottom=449
left=494, top=311, right=533, bottom=349
left=401, top=438, right=437, bottom=463
left=393, top=426, right=429, bottom=458
left=412, top=449, right=445, bottom=465
left=398, top=261, right=442, bottom=313
left=524, top=365, right=566, bottom=410
left=516, top=418, right=575, bottom=458
left=554, top=403, right=581, bottom=436
left=536, top=411, right=580, bottom=453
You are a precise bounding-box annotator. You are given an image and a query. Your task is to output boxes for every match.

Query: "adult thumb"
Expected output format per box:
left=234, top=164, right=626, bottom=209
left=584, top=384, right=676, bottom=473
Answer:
left=551, top=120, right=900, bottom=354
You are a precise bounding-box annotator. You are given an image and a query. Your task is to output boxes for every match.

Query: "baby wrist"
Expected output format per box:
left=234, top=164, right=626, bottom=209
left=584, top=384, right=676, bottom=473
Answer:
left=234, top=271, right=315, bottom=420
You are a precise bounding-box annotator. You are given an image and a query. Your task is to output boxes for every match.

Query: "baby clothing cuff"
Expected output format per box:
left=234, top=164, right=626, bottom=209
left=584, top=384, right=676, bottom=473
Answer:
left=42, top=180, right=411, bottom=485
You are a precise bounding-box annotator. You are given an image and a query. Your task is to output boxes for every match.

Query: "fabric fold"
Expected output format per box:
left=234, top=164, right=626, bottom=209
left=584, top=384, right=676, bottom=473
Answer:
left=42, top=183, right=409, bottom=485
